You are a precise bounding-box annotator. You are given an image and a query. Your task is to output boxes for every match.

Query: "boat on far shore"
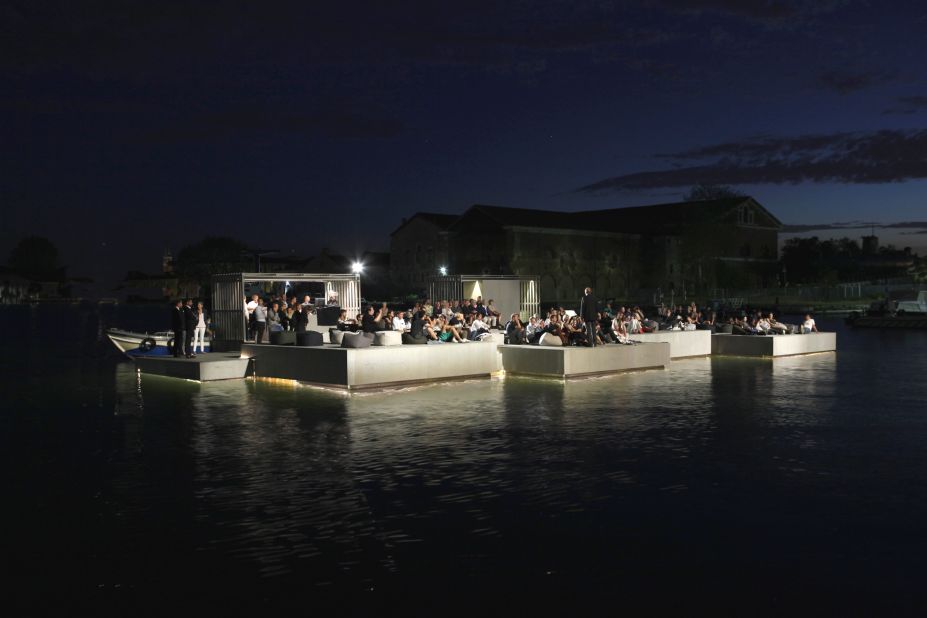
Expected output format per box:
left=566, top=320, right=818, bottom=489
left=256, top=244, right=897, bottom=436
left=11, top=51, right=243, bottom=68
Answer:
left=846, top=291, right=927, bottom=329
left=106, top=328, right=210, bottom=356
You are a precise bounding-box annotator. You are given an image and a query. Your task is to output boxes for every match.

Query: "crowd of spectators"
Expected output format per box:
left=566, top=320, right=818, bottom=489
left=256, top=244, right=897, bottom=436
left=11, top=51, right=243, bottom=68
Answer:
left=242, top=291, right=818, bottom=346
left=244, top=294, right=505, bottom=344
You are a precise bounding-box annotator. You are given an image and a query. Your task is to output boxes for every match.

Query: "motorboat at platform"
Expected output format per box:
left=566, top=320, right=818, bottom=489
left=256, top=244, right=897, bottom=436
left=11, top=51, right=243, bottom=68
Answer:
left=106, top=328, right=211, bottom=356
left=846, top=291, right=927, bottom=329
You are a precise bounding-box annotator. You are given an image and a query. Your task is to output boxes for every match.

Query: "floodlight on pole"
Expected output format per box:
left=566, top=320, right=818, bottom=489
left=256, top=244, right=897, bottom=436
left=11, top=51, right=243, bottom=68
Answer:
left=352, top=261, right=363, bottom=274
left=439, top=266, right=447, bottom=276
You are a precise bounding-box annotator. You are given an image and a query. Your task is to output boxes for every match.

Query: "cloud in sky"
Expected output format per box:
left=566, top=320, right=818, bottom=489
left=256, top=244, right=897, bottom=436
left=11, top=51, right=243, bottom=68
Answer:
left=655, top=0, right=851, bottom=26
left=134, top=103, right=404, bottom=144
left=817, top=69, right=895, bottom=95
left=883, top=95, right=927, bottom=115
left=575, top=129, right=927, bottom=193
left=781, top=221, right=927, bottom=233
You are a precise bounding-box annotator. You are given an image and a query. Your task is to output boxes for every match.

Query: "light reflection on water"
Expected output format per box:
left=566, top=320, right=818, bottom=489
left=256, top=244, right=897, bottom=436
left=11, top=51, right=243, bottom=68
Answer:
left=113, top=352, right=852, bottom=585
left=5, top=304, right=927, bottom=612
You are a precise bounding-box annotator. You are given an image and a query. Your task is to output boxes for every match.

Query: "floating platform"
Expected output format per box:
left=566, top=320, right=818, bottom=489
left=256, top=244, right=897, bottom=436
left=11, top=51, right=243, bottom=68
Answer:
left=711, top=332, right=837, bottom=357
left=134, top=354, right=253, bottom=381
left=629, top=330, right=712, bottom=358
left=241, top=341, right=501, bottom=390
left=498, top=342, right=670, bottom=378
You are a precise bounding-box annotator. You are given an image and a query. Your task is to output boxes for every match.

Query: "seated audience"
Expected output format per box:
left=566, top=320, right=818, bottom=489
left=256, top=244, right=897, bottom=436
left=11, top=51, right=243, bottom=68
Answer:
left=469, top=315, right=491, bottom=340
left=802, top=314, right=818, bottom=333
left=485, top=299, right=501, bottom=328
left=393, top=311, right=410, bottom=332
left=361, top=306, right=382, bottom=333
left=525, top=316, right=543, bottom=344
left=505, top=313, right=525, bottom=344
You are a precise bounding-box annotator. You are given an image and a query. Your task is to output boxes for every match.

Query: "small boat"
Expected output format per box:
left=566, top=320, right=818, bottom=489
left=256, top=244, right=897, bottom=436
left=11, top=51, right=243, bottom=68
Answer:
left=846, top=291, right=927, bottom=329
left=106, top=328, right=210, bottom=356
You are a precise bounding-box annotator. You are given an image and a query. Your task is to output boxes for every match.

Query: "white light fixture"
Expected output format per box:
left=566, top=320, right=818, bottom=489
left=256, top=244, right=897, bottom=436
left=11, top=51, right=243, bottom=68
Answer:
left=352, top=261, right=363, bottom=274
left=439, top=266, right=447, bottom=276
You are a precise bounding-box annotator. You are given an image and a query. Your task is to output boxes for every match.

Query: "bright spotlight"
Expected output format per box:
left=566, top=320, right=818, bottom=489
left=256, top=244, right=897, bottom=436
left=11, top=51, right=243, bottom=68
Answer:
left=439, top=266, right=447, bottom=276
left=352, top=261, right=363, bottom=274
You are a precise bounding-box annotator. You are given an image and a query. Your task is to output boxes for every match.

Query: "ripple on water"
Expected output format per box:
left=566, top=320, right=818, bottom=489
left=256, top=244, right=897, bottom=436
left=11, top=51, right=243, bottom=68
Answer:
left=10, top=311, right=927, bottom=608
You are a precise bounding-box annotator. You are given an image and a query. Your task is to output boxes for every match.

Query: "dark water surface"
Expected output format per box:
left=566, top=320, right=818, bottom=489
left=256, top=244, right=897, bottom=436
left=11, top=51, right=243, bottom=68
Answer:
left=3, top=304, right=927, bottom=614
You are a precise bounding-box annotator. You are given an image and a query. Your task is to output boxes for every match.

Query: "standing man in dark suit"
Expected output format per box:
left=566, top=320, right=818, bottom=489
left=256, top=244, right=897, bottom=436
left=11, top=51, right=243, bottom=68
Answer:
left=294, top=304, right=307, bottom=333
left=579, top=287, right=598, bottom=347
left=171, top=299, right=184, bottom=357
left=183, top=298, right=197, bottom=357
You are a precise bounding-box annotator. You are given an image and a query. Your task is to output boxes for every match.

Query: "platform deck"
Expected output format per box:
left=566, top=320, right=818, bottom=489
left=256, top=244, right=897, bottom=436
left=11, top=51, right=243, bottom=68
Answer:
left=241, top=341, right=501, bottom=389
left=629, top=330, right=712, bottom=358
left=499, top=342, right=670, bottom=378
left=711, top=332, right=837, bottom=357
left=134, top=354, right=253, bottom=381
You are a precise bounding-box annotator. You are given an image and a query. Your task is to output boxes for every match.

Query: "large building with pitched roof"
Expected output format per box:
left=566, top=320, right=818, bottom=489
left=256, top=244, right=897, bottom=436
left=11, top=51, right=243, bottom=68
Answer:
left=390, top=197, right=781, bottom=303
left=389, top=212, right=458, bottom=294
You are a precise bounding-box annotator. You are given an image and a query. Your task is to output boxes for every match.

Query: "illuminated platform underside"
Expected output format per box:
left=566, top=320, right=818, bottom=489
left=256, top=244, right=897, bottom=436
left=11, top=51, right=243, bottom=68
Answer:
left=711, top=332, right=837, bottom=357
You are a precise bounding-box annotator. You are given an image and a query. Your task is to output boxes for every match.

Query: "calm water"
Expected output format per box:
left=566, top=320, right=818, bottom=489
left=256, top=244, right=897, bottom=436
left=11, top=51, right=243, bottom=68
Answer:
left=3, top=304, right=927, bottom=614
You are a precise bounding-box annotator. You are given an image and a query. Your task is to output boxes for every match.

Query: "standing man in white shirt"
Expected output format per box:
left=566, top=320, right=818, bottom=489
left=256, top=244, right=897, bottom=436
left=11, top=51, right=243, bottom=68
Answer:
left=253, top=298, right=268, bottom=343
left=245, top=294, right=259, bottom=341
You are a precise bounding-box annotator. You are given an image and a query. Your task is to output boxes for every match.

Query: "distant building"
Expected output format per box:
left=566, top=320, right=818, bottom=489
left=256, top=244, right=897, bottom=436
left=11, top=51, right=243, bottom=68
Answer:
left=0, top=269, right=30, bottom=304
left=259, top=254, right=312, bottom=273
left=162, top=248, right=174, bottom=273
left=389, top=213, right=457, bottom=295
left=390, top=197, right=781, bottom=303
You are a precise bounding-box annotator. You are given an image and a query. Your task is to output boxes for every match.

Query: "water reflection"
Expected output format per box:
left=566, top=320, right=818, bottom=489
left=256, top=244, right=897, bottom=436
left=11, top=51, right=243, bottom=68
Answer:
left=106, top=348, right=868, bottom=588
left=7, top=306, right=927, bottom=612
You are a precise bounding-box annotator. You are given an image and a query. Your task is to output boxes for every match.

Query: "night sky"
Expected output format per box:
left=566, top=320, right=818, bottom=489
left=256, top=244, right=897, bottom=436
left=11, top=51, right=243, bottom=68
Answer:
left=3, top=1, right=927, bottom=290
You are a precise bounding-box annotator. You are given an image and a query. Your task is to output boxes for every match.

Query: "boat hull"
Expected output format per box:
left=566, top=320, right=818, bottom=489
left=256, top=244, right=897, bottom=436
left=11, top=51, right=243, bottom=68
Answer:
left=106, top=329, right=211, bottom=355
left=846, top=315, right=927, bottom=329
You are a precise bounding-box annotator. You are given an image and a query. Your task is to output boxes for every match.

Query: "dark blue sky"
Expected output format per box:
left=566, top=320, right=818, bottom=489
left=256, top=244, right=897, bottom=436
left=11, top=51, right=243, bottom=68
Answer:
left=2, top=0, right=926, bottom=288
